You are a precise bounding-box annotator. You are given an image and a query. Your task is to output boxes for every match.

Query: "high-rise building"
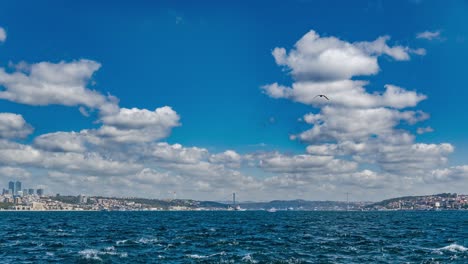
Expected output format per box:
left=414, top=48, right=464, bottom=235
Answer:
left=36, top=189, right=44, bottom=196
left=15, top=181, right=22, bottom=195
left=28, top=189, right=35, bottom=195
left=8, top=181, right=15, bottom=194
left=23, top=189, right=28, bottom=196
left=78, top=194, right=88, bottom=204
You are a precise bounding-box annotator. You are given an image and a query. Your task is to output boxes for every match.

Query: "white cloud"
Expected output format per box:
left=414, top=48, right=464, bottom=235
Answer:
left=145, top=142, right=208, bottom=164
left=0, top=166, right=31, bottom=179
left=375, top=143, right=454, bottom=175
left=0, top=27, right=6, bottom=42
left=0, top=113, right=33, bottom=139
left=428, top=166, right=468, bottom=183
left=416, top=30, right=441, bottom=40
left=209, top=150, right=242, bottom=168
left=0, top=59, right=119, bottom=115
left=97, top=106, right=180, bottom=143
left=417, top=126, right=434, bottom=134
left=297, top=106, right=428, bottom=143
left=34, top=131, right=87, bottom=153
left=0, top=140, right=142, bottom=176
left=259, top=28, right=468, bottom=198
left=257, top=152, right=357, bottom=174
left=262, top=82, right=426, bottom=109
left=272, top=30, right=423, bottom=82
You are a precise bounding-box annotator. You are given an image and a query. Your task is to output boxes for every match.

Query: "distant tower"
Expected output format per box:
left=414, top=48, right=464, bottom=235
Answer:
left=36, top=189, right=44, bottom=196
left=8, top=181, right=15, bottom=194
left=346, top=192, right=350, bottom=211
left=28, top=189, right=35, bottom=195
left=15, top=181, right=22, bottom=195
left=233, top=192, right=236, bottom=206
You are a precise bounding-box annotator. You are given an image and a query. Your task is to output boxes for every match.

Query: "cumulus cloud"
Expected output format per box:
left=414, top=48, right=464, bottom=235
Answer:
left=262, top=82, right=426, bottom=109
left=34, top=131, right=88, bottom=153
left=0, top=166, right=31, bottom=179
left=0, top=59, right=119, bottom=115
left=0, top=140, right=142, bottom=176
left=255, top=152, right=357, bottom=174
left=416, top=30, right=441, bottom=40
left=0, top=113, right=33, bottom=139
left=97, top=106, right=180, bottom=143
left=209, top=150, right=242, bottom=168
left=0, top=27, right=6, bottom=42
left=259, top=28, right=468, bottom=197
left=296, top=106, right=428, bottom=143
left=271, top=30, right=423, bottom=82
left=428, top=166, right=468, bottom=183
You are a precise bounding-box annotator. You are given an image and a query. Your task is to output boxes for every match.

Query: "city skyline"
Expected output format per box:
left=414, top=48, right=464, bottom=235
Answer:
left=0, top=1, right=468, bottom=201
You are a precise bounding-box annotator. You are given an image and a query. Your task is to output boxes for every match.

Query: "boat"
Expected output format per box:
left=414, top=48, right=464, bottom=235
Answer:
left=267, top=207, right=277, bottom=213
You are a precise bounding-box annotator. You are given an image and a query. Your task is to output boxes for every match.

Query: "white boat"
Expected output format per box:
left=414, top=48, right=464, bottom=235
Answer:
left=267, top=208, right=277, bottom=213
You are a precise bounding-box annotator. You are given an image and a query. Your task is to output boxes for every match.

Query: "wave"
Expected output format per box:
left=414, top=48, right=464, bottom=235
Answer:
left=79, top=247, right=128, bottom=260
left=79, top=249, right=102, bottom=261
left=438, top=243, right=468, bottom=253
left=186, top=251, right=226, bottom=259
left=242, top=253, right=259, bottom=263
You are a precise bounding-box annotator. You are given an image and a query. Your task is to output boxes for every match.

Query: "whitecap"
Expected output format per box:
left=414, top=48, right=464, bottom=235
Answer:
left=137, top=237, right=158, bottom=244
left=187, top=252, right=226, bottom=259
left=116, top=239, right=128, bottom=245
left=241, top=253, right=258, bottom=263
left=105, top=246, right=115, bottom=251
left=79, top=249, right=102, bottom=261
left=438, top=244, right=468, bottom=253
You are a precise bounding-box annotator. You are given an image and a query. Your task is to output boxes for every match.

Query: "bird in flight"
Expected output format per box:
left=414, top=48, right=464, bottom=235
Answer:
left=313, top=94, right=330, bottom=100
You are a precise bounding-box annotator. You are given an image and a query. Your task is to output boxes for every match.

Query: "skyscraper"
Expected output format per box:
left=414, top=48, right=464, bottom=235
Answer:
left=36, top=189, right=44, bottom=196
left=8, top=181, right=15, bottom=194
left=15, top=181, right=22, bottom=195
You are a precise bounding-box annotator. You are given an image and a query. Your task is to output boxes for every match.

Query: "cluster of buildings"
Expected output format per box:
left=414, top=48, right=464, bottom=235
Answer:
left=1, top=181, right=45, bottom=206
left=2, top=181, right=44, bottom=197
left=371, top=193, right=468, bottom=210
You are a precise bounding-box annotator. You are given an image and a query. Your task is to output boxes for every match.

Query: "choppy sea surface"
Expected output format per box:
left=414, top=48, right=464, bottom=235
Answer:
left=0, top=211, right=467, bottom=263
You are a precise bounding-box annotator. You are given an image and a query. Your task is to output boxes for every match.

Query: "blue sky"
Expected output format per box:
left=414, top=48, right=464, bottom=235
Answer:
left=0, top=0, right=467, bottom=201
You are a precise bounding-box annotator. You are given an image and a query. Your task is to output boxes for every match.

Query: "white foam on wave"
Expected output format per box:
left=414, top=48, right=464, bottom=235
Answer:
left=241, top=253, right=258, bottom=263
left=116, top=239, right=128, bottom=245
left=79, top=247, right=128, bottom=260
left=137, top=237, right=158, bottom=244
left=79, top=249, right=102, bottom=261
left=438, top=244, right=468, bottom=253
left=187, top=251, right=226, bottom=259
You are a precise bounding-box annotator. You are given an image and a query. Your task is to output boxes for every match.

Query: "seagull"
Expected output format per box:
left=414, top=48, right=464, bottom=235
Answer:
left=313, top=94, right=330, bottom=100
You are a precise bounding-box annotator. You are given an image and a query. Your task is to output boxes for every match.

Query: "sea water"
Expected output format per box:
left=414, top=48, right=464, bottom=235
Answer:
left=0, top=211, right=466, bottom=263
